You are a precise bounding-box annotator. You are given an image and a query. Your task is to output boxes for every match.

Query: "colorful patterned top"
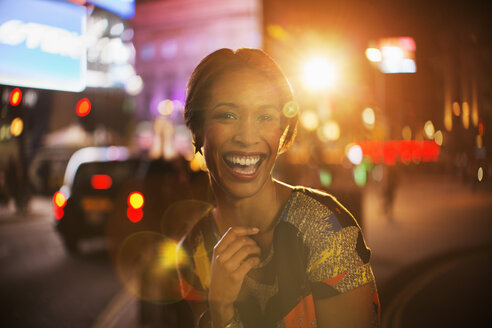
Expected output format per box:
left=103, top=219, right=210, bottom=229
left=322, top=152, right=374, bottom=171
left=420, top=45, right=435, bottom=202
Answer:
left=178, top=186, right=380, bottom=327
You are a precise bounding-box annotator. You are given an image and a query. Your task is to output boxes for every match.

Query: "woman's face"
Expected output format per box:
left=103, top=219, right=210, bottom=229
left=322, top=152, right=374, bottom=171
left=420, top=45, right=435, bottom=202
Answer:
left=202, top=68, right=283, bottom=199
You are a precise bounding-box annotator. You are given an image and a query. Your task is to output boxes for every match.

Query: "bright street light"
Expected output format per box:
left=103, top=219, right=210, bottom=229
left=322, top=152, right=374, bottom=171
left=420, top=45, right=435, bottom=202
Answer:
left=302, top=57, right=337, bottom=91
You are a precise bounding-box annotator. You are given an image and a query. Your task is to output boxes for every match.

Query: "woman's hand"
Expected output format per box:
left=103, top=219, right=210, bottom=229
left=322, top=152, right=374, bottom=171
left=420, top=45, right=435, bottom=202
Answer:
left=208, top=226, right=261, bottom=327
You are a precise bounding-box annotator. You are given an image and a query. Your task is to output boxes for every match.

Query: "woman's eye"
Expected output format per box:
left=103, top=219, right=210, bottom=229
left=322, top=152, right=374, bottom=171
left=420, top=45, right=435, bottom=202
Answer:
left=259, top=114, right=272, bottom=121
left=216, top=112, right=236, bottom=120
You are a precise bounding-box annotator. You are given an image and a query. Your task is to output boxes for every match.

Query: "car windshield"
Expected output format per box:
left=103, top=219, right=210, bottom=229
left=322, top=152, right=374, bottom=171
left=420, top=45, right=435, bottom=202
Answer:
left=71, top=160, right=139, bottom=196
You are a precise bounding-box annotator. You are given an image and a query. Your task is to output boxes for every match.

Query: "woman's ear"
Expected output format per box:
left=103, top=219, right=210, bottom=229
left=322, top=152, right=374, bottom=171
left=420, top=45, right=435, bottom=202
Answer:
left=193, top=129, right=204, bottom=155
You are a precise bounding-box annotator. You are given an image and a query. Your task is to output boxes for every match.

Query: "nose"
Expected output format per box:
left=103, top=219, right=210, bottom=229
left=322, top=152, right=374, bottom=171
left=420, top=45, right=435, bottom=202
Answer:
left=232, top=116, right=260, bottom=147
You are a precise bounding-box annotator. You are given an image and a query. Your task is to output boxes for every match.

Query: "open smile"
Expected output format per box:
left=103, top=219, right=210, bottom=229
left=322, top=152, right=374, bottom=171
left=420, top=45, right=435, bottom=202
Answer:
left=222, top=152, right=265, bottom=178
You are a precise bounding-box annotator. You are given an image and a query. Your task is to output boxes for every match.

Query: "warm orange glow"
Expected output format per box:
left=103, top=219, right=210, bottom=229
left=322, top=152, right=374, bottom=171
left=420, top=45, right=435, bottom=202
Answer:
left=452, top=102, right=460, bottom=116
left=127, top=207, right=143, bottom=223
left=158, top=240, right=188, bottom=269
left=128, top=192, right=144, bottom=209
left=10, top=88, right=22, bottom=106
left=302, top=57, right=337, bottom=91
left=10, top=118, right=23, bottom=137
left=402, top=126, right=412, bottom=140
left=424, top=120, right=435, bottom=139
left=362, top=107, right=375, bottom=127
left=365, top=48, right=382, bottom=62
left=76, top=98, right=91, bottom=117
left=300, top=110, right=319, bottom=131
left=434, top=130, right=443, bottom=146
left=91, top=174, right=113, bottom=190
left=462, top=102, right=470, bottom=129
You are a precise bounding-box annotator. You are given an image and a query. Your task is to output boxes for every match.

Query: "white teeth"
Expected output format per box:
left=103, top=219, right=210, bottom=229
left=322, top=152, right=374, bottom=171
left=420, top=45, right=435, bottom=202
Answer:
left=225, top=155, right=260, bottom=166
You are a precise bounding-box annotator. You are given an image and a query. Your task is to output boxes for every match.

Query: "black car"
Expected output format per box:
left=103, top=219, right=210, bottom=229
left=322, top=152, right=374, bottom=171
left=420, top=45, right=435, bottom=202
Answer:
left=53, top=158, right=140, bottom=253
left=53, top=152, right=210, bottom=254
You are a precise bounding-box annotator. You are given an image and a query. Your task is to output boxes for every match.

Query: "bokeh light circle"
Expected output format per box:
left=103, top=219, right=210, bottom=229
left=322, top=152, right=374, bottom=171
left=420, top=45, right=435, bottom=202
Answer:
left=115, top=231, right=191, bottom=304
left=10, top=118, right=24, bottom=137
left=282, top=101, right=299, bottom=118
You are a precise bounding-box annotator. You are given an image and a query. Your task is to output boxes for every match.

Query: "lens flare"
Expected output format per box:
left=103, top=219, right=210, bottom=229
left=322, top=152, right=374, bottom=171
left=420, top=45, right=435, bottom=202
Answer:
left=283, top=101, right=299, bottom=118
left=115, top=232, right=190, bottom=304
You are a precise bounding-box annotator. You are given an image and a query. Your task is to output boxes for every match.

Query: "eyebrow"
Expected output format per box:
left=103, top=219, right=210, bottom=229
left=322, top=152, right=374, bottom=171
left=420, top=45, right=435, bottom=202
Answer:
left=211, top=103, right=280, bottom=111
left=212, top=102, right=238, bottom=110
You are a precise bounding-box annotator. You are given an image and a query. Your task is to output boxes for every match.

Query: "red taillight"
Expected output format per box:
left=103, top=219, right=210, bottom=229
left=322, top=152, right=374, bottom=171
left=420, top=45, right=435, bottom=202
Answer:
left=10, top=88, right=22, bottom=106
left=76, top=98, right=91, bottom=117
left=128, top=192, right=144, bottom=209
left=127, top=191, right=144, bottom=223
left=53, top=191, right=67, bottom=220
left=127, top=207, right=143, bottom=223
left=91, top=174, right=112, bottom=190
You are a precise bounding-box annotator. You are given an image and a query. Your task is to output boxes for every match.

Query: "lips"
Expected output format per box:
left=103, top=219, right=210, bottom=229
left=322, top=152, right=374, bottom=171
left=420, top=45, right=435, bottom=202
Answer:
left=223, top=152, right=265, bottom=178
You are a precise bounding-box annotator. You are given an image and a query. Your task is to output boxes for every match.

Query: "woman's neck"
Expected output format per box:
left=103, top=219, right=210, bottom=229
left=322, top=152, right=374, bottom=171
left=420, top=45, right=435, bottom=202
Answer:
left=212, top=179, right=291, bottom=236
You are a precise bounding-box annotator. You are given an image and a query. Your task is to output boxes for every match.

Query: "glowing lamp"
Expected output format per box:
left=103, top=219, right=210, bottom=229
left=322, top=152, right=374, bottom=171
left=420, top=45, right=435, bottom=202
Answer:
left=347, top=144, right=363, bottom=165
left=10, top=118, right=24, bottom=137
left=10, top=88, right=22, bottom=106
left=76, top=98, right=91, bottom=117
left=365, top=48, right=382, bottom=62
left=302, top=57, right=337, bottom=91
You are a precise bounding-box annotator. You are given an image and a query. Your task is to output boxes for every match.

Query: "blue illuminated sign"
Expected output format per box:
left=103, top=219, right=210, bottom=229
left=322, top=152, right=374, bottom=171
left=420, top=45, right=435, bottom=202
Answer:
left=87, top=0, right=135, bottom=19
left=0, top=0, right=87, bottom=92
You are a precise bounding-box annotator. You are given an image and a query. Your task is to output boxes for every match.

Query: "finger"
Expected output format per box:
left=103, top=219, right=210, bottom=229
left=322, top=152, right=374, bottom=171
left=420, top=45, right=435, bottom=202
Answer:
left=214, top=226, right=259, bottom=254
left=232, top=257, right=261, bottom=282
left=216, top=237, right=258, bottom=263
left=223, top=244, right=262, bottom=272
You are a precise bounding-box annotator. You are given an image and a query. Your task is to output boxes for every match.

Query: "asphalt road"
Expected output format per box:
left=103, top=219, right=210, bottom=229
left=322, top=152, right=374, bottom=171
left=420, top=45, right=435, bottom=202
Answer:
left=363, top=172, right=492, bottom=328
left=0, top=198, right=122, bottom=328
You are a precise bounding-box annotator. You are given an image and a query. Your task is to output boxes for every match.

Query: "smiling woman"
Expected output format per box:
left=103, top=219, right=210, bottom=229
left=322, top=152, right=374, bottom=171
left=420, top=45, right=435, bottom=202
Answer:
left=177, top=48, right=380, bottom=328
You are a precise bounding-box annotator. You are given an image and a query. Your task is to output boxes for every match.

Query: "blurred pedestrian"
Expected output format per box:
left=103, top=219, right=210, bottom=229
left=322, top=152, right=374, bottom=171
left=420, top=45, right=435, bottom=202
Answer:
left=383, top=165, right=398, bottom=222
left=176, top=48, right=380, bottom=327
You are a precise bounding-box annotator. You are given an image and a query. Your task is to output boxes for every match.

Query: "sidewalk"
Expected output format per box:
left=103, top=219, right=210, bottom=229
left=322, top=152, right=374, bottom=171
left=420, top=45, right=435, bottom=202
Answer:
left=98, top=172, right=492, bottom=327
left=0, top=196, right=52, bottom=223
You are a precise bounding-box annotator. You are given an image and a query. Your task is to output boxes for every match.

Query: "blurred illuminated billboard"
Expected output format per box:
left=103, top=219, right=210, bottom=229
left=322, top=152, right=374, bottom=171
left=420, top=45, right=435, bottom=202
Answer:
left=86, top=0, right=135, bottom=19
left=0, top=0, right=87, bottom=92
left=367, top=37, right=416, bottom=74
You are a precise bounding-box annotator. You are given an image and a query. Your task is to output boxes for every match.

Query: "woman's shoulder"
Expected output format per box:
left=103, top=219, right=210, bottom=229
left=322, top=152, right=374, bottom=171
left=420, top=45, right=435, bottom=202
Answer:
left=179, top=205, right=217, bottom=255
left=284, top=185, right=360, bottom=231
